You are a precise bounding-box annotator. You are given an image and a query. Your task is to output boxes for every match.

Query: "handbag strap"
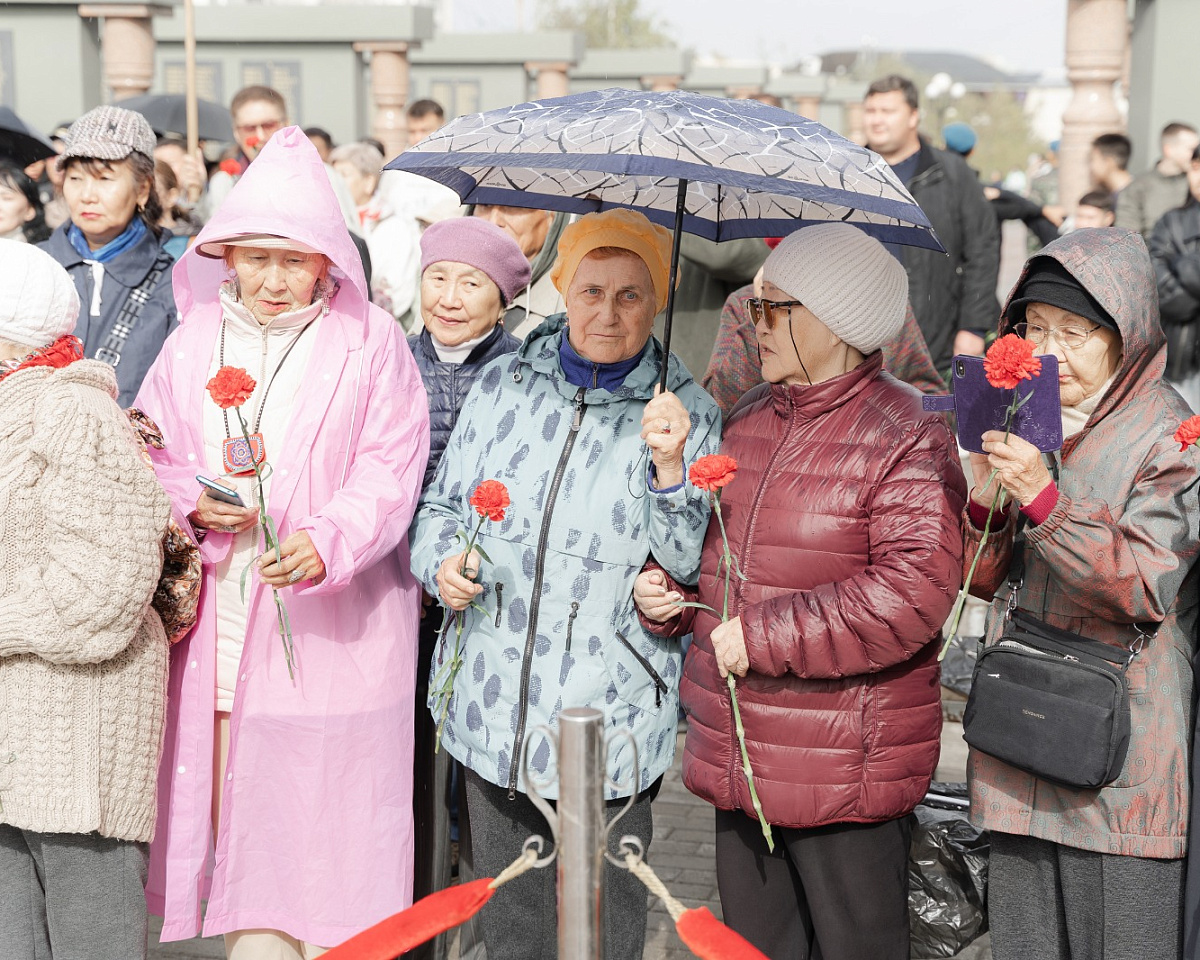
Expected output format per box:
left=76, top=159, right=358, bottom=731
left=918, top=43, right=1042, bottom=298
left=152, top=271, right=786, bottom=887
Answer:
left=92, top=248, right=173, bottom=369
left=1006, top=519, right=1156, bottom=654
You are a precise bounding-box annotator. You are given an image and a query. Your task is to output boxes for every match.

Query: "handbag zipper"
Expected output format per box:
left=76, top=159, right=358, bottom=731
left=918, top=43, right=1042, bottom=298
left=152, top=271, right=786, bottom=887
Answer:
left=615, top=630, right=668, bottom=708
left=508, top=386, right=587, bottom=798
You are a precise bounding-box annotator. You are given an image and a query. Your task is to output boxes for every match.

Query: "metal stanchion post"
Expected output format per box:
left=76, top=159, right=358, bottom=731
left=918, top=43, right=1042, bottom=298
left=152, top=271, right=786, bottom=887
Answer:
left=555, top=708, right=604, bottom=960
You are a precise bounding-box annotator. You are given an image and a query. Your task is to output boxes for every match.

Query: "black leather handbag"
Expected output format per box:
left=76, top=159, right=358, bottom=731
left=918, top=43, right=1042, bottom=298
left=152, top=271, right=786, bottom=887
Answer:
left=962, top=530, right=1149, bottom=789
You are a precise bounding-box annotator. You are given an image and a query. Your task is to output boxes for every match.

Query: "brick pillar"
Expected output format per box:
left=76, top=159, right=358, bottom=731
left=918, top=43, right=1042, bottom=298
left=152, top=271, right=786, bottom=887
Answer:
left=526, top=61, right=570, bottom=100
left=79, top=4, right=172, bottom=101
left=355, top=42, right=411, bottom=158
left=1060, top=0, right=1127, bottom=211
left=795, top=95, right=821, bottom=120
left=844, top=101, right=865, bottom=145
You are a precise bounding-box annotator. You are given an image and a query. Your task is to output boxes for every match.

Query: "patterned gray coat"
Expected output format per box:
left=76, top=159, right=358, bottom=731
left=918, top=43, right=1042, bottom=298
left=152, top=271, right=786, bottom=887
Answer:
left=409, top=317, right=721, bottom=798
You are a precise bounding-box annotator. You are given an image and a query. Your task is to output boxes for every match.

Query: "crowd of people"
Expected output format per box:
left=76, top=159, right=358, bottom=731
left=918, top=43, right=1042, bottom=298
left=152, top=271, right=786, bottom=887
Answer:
left=3, top=71, right=1200, bottom=960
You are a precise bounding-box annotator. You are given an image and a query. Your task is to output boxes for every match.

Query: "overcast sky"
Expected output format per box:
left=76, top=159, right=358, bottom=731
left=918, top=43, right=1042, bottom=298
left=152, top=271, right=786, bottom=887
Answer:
left=453, top=0, right=1068, bottom=76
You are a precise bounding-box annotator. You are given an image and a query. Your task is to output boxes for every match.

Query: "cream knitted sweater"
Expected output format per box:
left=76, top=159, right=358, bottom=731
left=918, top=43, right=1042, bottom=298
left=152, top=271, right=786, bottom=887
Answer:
left=0, top=360, right=171, bottom=843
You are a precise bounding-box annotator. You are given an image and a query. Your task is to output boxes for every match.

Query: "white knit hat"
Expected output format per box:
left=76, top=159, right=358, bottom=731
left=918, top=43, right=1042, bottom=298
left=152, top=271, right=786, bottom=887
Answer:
left=0, top=239, right=81, bottom=348
left=762, top=223, right=908, bottom=355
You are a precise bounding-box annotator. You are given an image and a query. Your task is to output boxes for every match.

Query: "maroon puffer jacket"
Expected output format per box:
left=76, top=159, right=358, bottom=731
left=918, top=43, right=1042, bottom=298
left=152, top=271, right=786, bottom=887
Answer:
left=653, top=353, right=966, bottom=829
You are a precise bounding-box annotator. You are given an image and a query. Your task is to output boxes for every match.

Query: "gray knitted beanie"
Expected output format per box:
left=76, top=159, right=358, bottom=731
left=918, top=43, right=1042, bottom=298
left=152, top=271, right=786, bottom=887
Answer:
left=762, top=224, right=909, bottom=355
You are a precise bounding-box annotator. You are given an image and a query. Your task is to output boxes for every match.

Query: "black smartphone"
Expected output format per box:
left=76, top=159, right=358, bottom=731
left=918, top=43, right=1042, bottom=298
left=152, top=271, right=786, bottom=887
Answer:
left=196, top=475, right=246, bottom=508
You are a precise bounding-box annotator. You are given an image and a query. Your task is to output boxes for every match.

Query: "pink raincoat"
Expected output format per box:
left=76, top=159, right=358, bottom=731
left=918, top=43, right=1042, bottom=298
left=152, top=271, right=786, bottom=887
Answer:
left=136, top=128, right=430, bottom=945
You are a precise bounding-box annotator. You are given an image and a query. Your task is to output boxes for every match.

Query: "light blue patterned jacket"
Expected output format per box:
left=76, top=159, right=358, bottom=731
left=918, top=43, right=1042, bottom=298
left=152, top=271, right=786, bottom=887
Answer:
left=409, top=316, right=721, bottom=799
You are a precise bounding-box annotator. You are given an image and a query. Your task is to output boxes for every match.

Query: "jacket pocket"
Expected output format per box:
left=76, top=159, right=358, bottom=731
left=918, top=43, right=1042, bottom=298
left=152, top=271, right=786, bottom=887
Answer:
left=1110, top=654, right=1155, bottom=789
left=609, top=629, right=669, bottom=714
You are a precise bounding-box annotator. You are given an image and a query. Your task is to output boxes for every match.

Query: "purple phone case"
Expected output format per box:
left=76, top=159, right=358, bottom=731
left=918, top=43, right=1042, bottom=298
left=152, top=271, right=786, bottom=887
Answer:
left=922, top=354, right=1063, bottom=454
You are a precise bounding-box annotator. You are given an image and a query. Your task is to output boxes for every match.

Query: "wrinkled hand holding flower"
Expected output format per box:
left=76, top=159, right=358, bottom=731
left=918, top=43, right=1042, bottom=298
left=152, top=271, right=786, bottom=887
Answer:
left=431, top=480, right=511, bottom=751
left=681, top=454, right=773, bottom=851
left=205, top=365, right=299, bottom=679
left=943, top=335, right=1045, bottom=659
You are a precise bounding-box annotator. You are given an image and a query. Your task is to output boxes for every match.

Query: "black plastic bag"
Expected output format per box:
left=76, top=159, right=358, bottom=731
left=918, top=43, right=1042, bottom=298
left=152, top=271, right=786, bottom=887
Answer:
left=939, top=636, right=980, bottom=699
left=909, top=782, right=989, bottom=959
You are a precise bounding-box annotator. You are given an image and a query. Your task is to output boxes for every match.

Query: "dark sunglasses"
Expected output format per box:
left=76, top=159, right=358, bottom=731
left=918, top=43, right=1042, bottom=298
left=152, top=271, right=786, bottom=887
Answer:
left=745, top=298, right=803, bottom=329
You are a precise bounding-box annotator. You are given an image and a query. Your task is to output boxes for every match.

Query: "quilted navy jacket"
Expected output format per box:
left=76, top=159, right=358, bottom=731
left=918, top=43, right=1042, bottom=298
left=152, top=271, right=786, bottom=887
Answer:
left=407, top=325, right=521, bottom=489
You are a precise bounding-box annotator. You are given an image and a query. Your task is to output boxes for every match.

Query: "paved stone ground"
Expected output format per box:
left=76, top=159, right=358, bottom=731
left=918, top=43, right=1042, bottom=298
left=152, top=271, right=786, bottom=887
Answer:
left=149, top=718, right=989, bottom=959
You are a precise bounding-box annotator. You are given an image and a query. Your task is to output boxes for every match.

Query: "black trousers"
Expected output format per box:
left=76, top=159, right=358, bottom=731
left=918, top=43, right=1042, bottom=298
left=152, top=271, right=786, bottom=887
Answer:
left=464, top=767, right=659, bottom=960
left=715, top=808, right=912, bottom=960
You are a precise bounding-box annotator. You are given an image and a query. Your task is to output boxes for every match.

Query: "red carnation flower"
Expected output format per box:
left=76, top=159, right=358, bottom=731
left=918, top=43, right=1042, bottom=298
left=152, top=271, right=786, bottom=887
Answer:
left=469, top=480, right=510, bottom=522
left=984, top=333, right=1043, bottom=390
left=218, top=158, right=241, bottom=177
left=689, top=454, right=739, bottom=492
left=1176, top=416, right=1200, bottom=452
left=206, top=366, right=257, bottom=410
left=245, top=135, right=261, bottom=150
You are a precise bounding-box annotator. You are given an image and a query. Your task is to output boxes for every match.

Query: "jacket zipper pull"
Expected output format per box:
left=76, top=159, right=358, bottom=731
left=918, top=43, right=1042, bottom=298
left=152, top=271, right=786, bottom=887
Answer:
left=571, top=387, right=586, bottom=432
left=494, top=583, right=504, bottom=628
left=566, top=601, right=579, bottom=652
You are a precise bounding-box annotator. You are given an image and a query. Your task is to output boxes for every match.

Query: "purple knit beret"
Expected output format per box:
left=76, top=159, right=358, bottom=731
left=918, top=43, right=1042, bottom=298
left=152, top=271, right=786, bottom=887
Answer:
left=419, top=217, right=532, bottom=305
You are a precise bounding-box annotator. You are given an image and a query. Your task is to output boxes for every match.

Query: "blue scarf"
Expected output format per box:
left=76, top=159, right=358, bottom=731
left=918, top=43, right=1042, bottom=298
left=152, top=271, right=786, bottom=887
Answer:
left=67, top=216, right=146, bottom=264
left=559, top=333, right=646, bottom=391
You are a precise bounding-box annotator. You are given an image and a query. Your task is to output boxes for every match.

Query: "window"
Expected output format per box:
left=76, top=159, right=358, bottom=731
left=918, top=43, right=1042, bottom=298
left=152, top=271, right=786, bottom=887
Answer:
left=428, top=80, right=480, bottom=119
left=162, top=61, right=224, bottom=105
left=241, top=62, right=302, bottom=122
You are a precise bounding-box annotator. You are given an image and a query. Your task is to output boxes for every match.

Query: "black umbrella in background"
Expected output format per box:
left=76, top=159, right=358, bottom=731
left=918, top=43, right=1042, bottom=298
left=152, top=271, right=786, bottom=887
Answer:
left=118, top=94, right=234, bottom=143
left=0, top=107, right=55, bottom=166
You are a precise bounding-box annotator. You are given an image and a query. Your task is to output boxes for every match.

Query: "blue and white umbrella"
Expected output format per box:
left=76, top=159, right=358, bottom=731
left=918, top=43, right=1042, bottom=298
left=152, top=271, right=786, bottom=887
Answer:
left=386, top=87, right=942, bottom=384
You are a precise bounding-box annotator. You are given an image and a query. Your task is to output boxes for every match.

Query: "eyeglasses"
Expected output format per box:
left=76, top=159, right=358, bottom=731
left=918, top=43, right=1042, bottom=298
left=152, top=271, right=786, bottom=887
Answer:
left=746, top=298, right=803, bottom=329
left=1014, top=321, right=1102, bottom=350
left=235, top=119, right=283, bottom=137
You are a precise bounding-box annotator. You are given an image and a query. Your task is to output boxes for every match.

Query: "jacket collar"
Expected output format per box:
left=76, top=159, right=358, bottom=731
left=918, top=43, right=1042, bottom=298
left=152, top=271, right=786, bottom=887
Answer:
left=768, top=350, right=884, bottom=420
left=517, top=313, right=692, bottom=404
left=45, top=221, right=166, bottom=286
left=415, top=324, right=514, bottom=366
left=909, top=137, right=944, bottom=186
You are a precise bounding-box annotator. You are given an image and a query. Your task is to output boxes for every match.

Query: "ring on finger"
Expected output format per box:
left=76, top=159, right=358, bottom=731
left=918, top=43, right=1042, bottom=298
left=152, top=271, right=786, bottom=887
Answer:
left=288, top=568, right=306, bottom=584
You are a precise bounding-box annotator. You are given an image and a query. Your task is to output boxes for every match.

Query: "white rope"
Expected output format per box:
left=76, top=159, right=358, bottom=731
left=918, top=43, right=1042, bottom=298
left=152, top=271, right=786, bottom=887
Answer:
left=624, top=852, right=687, bottom=922
left=489, top=847, right=540, bottom=890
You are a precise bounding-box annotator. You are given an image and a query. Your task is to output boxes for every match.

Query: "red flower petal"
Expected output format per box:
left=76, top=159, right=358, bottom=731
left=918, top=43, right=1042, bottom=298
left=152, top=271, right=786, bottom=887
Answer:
left=689, top=454, right=739, bottom=492
left=206, top=366, right=257, bottom=410
left=983, top=334, right=1042, bottom=391
left=1175, top=415, right=1200, bottom=452
left=469, top=479, right=511, bottom=522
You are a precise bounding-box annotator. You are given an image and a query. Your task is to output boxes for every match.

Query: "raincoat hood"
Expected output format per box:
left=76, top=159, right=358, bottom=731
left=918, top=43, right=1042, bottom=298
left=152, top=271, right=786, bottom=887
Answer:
left=999, top=227, right=1163, bottom=435
left=173, top=126, right=367, bottom=319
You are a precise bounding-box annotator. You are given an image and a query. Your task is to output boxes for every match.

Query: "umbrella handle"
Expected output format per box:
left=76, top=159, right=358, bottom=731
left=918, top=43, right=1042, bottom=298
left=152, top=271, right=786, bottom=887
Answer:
left=658, top=178, right=688, bottom=393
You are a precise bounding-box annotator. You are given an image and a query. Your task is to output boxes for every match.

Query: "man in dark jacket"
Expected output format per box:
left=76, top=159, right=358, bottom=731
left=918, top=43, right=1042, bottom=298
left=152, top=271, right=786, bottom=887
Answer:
left=864, top=75, right=1000, bottom=373
left=1148, top=143, right=1200, bottom=410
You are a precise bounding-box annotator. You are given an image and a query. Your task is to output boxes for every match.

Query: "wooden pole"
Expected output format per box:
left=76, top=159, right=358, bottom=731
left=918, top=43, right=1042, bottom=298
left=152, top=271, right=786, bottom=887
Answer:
left=184, top=0, right=198, bottom=154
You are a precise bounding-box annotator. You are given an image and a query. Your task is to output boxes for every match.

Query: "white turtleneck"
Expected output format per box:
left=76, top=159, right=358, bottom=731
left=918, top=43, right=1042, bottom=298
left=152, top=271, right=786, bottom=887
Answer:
left=206, top=284, right=324, bottom=712
left=432, top=329, right=492, bottom=364
left=1061, top=374, right=1116, bottom=439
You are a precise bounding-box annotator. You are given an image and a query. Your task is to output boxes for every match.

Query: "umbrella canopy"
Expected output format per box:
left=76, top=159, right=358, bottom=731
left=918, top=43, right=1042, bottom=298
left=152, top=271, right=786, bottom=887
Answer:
left=118, top=93, right=234, bottom=143
left=386, top=87, right=944, bottom=387
left=384, top=87, right=942, bottom=251
left=0, top=107, right=56, bottom=166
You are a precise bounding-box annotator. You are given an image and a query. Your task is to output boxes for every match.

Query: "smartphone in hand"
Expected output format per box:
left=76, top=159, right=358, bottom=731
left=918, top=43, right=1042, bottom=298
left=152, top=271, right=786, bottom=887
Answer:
left=950, top=354, right=1063, bottom=454
left=196, top=475, right=246, bottom=508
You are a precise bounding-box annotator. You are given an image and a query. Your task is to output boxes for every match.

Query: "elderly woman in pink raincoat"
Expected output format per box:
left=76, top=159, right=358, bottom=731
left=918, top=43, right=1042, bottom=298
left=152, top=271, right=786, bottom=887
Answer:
left=135, top=127, right=430, bottom=958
